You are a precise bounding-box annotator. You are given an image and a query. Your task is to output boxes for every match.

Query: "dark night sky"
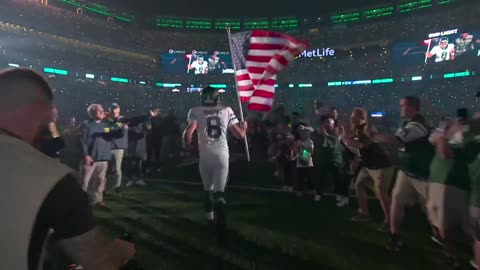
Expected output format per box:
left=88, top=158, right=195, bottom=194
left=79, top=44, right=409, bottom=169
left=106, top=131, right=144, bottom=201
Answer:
left=97, top=0, right=395, bottom=17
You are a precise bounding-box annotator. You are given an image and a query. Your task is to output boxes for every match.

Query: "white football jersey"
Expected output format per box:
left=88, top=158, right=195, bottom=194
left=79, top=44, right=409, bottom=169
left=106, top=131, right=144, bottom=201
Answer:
left=191, top=61, right=208, bottom=74
left=188, top=105, right=239, bottom=152
left=430, top=44, right=455, bottom=62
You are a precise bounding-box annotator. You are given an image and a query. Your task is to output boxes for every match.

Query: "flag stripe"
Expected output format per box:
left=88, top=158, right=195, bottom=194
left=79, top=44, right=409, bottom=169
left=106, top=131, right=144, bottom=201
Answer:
left=248, top=49, right=278, bottom=57
left=252, top=89, right=275, bottom=98
left=248, top=103, right=271, bottom=112
left=237, top=80, right=253, bottom=87
left=249, top=43, right=288, bottom=50
left=251, top=30, right=288, bottom=39
left=238, top=84, right=255, bottom=91
left=250, top=36, right=292, bottom=45
left=245, top=61, right=269, bottom=68
left=246, top=55, right=273, bottom=63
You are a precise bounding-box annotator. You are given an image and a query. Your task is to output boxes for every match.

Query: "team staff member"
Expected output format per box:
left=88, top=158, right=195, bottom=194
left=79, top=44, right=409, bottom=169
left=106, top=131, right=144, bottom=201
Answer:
left=0, top=68, right=134, bottom=270
left=343, top=108, right=394, bottom=232
left=80, top=104, right=126, bottom=206
left=375, top=96, right=434, bottom=251
left=107, top=103, right=128, bottom=191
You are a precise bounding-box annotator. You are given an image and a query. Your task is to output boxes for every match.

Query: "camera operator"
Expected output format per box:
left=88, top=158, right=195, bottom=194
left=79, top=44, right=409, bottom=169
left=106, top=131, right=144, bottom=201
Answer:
left=0, top=68, right=135, bottom=270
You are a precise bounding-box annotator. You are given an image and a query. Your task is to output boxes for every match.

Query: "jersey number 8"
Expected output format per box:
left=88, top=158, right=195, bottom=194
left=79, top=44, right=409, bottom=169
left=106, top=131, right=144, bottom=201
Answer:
left=206, top=116, right=221, bottom=139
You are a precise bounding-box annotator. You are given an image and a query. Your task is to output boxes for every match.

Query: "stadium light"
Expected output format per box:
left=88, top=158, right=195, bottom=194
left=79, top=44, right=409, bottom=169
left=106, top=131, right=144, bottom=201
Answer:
left=210, top=84, right=227, bottom=88
left=157, top=83, right=181, bottom=87
left=454, top=71, right=470, bottom=77
left=218, top=89, right=226, bottom=93
left=412, top=76, right=422, bottom=81
left=352, top=80, right=371, bottom=85
left=111, top=77, right=129, bottom=83
left=43, top=67, right=68, bottom=76
left=372, top=78, right=393, bottom=84
left=86, top=73, right=95, bottom=79
left=288, top=84, right=294, bottom=88
left=298, top=84, right=313, bottom=88
left=172, top=88, right=180, bottom=92
left=139, top=81, right=146, bottom=85
left=327, top=81, right=342, bottom=86
left=371, top=112, right=385, bottom=118
left=8, top=63, right=19, bottom=68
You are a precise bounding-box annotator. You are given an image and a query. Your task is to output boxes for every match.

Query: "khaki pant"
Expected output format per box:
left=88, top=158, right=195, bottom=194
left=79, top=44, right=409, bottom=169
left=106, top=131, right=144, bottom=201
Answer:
left=111, top=149, right=124, bottom=188
left=391, top=170, right=429, bottom=209
left=427, top=183, right=468, bottom=232
left=471, top=207, right=480, bottom=240
left=355, top=167, right=394, bottom=194
left=80, top=161, right=108, bottom=204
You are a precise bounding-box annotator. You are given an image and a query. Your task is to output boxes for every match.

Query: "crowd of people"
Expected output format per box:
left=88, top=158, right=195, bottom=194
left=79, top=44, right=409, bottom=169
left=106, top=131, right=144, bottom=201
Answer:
left=13, top=69, right=480, bottom=269
left=2, top=0, right=480, bottom=269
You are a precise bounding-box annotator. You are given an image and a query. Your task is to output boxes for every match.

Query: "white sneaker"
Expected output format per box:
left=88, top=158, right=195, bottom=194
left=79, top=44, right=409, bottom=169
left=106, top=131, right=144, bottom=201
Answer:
left=136, top=179, right=147, bottom=186
left=431, top=235, right=444, bottom=247
left=335, top=195, right=342, bottom=202
left=471, top=259, right=478, bottom=269
left=206, top=211, right=214, bottom=221
left=314, top=194, right=321, bottom=201
left=126, top=181, right=135, bottom=187
left=336, top=197, right=349, bottom=207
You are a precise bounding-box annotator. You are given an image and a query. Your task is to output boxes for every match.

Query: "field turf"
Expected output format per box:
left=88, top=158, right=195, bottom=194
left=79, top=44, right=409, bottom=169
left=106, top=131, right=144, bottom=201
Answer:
left=72, top=180, right=472, bottom=270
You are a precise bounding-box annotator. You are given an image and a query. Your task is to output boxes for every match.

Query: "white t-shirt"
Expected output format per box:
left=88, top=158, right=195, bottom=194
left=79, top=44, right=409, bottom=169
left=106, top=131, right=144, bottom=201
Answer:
left=190, top=61, right=208, bottom=74
left=430, top=44, right=455, bottom=62
left=188, top=105, right=239, bottom=153
left=296, top=139, right=314, bottom=168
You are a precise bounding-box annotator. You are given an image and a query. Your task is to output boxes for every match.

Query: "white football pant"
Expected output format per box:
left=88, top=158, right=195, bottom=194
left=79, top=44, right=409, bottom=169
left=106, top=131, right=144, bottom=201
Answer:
left=199, top=150, right=229, bottom=192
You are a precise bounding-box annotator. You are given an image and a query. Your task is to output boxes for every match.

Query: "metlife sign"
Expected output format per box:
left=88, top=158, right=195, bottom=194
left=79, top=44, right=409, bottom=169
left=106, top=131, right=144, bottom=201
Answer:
left=298, top=48, right=336, bottom=58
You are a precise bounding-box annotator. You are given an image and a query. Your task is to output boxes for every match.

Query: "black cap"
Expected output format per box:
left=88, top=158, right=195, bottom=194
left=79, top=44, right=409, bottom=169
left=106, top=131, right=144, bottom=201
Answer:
left=475, top=92, right=480, bottom=98
left=110, top=103, right=120, bottom=109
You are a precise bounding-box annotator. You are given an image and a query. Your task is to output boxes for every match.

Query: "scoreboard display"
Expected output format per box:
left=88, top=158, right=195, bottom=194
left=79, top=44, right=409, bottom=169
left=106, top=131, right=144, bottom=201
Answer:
left=160, top=49, right=234, bottom=75
left=393, top=28, right=480, bottom=65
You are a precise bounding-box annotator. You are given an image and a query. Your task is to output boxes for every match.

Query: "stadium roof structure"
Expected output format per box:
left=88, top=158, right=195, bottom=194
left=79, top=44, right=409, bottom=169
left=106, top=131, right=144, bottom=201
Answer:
left=97, top=0, right=394, bottom=17
left=54, top=0, right=466, bottom=30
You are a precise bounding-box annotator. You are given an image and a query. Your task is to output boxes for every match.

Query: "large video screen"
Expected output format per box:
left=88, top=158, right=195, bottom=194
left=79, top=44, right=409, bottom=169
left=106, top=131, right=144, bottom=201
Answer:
left=393, top=28, right=480, bottom=65
left=160, top=49, right=234, bottom=75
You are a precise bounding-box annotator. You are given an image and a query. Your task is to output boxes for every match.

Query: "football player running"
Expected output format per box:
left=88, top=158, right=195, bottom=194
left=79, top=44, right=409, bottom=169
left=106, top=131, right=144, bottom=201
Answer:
left=426, top=37, right=456, bottom=62
left=182, top=86, right=247, bottom=246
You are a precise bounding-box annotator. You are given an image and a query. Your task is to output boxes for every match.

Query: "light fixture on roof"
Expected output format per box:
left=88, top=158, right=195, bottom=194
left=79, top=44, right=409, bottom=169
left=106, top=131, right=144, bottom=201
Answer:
left=172, top=88, right=180, bottom=92
left=218, top=89, right=225, bottom=93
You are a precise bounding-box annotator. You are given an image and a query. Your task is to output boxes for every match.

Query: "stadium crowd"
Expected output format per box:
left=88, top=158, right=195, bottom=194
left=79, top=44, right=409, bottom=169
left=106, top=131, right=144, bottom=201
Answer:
left=11, top=73, right=480, bottom=269
left=2, top=0, right=480, bottom=269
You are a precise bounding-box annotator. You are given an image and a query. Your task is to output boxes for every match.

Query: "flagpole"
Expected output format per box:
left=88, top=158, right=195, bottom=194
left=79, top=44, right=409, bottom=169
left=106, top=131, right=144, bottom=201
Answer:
left=227, top=27, right=251, bottom=162
left=424, top=38, right=432, bottom=64
left=187, top=54, right=193, bottom=74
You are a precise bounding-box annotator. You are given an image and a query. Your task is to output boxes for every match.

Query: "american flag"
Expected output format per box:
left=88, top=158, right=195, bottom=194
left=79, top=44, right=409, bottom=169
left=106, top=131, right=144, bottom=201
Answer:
left=230, top=30, right=308, bottom=111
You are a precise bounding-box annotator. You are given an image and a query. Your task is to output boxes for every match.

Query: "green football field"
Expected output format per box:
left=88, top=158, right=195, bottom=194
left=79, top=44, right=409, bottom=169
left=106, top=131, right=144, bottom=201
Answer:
left=78, top=180, right=473, bottom=270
